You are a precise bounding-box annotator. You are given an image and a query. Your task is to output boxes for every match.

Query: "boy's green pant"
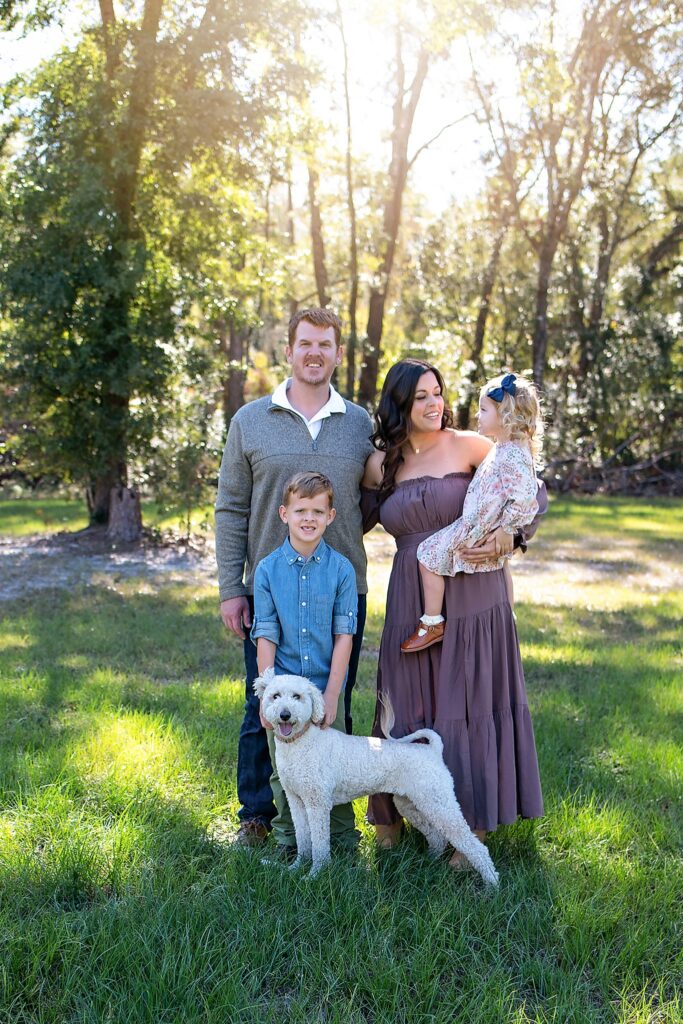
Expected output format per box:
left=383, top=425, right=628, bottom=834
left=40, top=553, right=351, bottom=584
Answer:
left=266, top=699, right=360, bottom=849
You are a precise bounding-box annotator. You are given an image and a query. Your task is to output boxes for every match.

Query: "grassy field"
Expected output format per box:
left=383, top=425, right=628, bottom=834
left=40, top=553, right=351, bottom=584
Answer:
left=0, top=496, right=681, bottom=1023
left=0, top=496, right=214, bottom=537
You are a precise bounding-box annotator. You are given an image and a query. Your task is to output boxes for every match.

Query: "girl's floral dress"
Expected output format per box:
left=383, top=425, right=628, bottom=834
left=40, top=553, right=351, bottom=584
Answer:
left=417, top=440, right=539, bottom=576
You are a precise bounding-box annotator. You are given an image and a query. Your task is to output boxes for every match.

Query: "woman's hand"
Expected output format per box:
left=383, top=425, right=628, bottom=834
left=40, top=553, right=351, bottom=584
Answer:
left=460, top=527, right=513, bottom=564
left=492, top=527, right=513, bottom=557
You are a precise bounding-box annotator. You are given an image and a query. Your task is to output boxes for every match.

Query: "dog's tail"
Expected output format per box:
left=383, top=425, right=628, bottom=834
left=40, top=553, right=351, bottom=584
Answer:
left=378, top=692, right=444, bottom=756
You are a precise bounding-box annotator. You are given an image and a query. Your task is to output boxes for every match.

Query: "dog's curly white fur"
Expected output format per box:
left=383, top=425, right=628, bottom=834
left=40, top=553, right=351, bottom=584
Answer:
left=254, top=670, right=499, bottom=885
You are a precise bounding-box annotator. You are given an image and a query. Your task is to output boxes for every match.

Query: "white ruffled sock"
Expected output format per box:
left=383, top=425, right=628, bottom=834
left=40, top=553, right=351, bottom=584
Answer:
left=417, top=613, right=444, bottom=636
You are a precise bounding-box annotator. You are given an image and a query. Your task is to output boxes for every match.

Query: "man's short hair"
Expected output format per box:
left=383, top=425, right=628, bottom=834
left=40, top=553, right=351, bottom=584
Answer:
left=288, top=308, right=342, bottom=348
left=282, top=471, right=334, bottom=508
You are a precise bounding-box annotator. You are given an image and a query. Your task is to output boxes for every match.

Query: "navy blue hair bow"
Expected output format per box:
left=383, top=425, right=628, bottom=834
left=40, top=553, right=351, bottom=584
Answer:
left=487, top=373, right=517, bottom=402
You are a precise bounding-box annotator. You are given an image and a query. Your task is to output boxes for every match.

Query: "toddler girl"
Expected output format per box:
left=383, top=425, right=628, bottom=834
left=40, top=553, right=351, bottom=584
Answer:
left=401, top=372, right=543, bottom=653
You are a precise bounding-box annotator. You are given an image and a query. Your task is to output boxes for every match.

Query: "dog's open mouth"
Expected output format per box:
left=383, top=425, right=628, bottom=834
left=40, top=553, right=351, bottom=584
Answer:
left=278, top=722, right=294, bottom=737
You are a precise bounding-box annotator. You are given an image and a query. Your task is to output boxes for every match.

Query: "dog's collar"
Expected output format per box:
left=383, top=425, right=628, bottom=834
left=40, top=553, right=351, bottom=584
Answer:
left=275, top=720, right=317, bottom=744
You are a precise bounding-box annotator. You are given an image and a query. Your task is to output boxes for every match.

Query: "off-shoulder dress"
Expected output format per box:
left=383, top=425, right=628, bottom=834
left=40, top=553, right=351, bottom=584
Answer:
left=362, top=472, right=544, bottom=831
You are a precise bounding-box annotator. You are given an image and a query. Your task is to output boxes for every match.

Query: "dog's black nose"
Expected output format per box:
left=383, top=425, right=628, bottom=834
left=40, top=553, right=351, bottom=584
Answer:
left=280, top=709, right=291, bottom=722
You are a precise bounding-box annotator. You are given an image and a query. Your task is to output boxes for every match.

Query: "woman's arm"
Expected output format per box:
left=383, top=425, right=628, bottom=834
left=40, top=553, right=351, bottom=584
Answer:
left=361, top=449, right=384, bottom=488
left=457, top=430, right=493, bottom=469
left=360, top=450, right=385, bottom=533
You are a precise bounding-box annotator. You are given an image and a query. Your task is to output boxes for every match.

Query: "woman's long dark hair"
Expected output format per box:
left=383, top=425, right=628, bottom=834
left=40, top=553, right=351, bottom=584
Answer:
left=372, top=358, right=454, bottom=500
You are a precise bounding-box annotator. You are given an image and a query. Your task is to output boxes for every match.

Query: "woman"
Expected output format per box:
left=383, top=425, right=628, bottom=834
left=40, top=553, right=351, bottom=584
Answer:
left=361, top=358, right=544, bottom=867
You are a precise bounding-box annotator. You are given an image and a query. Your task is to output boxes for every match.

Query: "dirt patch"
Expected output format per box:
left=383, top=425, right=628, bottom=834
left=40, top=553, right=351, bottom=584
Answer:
left=0, top=529, right=217, bottom=602
left=1, top=523, right=680, bottom=606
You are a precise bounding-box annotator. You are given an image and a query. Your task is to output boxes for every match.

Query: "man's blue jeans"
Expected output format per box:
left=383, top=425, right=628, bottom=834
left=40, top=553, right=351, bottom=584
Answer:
left=236, top=593, right=367, bottom=826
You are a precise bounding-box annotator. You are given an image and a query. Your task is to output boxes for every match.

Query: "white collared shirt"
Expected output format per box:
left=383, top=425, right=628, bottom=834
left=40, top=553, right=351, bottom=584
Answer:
left=271, top=378, right=346, bottom=439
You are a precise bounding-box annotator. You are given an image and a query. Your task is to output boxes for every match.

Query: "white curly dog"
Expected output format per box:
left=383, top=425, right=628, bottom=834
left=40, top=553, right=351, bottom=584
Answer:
left=254, top=670, right=499, bottom=885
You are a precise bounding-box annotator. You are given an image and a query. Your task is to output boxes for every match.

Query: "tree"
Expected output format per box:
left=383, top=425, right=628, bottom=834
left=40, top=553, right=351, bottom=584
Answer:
left=357, top=17, right=430, bottom=406
left=0, top=0, right=309, bottom=531
left=470, top=0, right=682, bottom=389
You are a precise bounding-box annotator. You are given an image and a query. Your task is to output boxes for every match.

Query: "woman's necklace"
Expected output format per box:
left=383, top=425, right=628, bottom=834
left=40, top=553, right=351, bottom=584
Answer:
left=409, top=435, right=438, bottom=456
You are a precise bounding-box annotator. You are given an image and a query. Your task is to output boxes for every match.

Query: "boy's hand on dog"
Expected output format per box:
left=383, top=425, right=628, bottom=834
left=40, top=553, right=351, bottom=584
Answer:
left=259, top=703, right=273, bottom=730
left=321, top=690, right=339, bottom=729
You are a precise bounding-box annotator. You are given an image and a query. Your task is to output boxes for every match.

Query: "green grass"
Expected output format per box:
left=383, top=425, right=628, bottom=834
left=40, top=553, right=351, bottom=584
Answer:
left=0, top=496, right=214, bottom=536
left=0, top=499, right=681, bottom=1023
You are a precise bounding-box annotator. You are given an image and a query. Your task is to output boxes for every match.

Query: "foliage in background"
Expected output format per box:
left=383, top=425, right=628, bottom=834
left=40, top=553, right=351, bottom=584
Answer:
left=0, top=0, right=309, bottom=523
left=0, top=0, right=681, bottom=517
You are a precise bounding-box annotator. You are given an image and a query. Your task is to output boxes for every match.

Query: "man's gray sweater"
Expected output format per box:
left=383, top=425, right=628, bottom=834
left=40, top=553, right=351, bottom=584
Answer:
left=215, top=396, right=374, bottom=602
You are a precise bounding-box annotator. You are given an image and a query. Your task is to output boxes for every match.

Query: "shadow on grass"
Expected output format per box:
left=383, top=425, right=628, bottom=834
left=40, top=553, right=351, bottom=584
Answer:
left=1, top=584, right=682, bottom=1021
left=1, top=587, right=680, bottom=816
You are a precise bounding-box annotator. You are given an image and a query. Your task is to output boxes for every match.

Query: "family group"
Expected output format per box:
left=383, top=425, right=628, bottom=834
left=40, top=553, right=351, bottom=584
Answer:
left=215, top=306, right=546, bottom=870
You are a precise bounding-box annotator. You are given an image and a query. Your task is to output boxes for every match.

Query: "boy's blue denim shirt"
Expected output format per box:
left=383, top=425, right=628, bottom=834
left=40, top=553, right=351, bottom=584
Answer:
left=251, top=537, right=358, bottom=693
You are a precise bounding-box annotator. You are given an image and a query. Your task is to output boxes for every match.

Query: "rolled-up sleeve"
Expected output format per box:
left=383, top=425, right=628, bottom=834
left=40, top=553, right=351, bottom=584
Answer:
left=250, top=563, right=281, bottom=646
left=332, top=561, right=358, bottom=635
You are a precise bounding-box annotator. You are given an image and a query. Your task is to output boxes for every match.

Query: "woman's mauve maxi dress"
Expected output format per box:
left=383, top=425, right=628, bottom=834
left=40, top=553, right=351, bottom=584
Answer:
left=363, top=473, right=543, bottom=832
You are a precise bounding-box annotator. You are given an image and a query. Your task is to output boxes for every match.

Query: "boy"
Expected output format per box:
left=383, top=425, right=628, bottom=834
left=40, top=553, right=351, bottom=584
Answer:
left=251, top=471, right=360, bottom=854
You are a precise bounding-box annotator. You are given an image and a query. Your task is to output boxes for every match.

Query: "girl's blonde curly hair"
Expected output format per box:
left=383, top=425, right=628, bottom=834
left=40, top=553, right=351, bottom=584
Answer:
left=481, top=373, right=544, bottom=464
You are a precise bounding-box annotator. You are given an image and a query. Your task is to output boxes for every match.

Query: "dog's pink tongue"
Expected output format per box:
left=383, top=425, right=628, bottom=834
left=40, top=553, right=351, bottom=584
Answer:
left=279, top=722, right=293, bottom=737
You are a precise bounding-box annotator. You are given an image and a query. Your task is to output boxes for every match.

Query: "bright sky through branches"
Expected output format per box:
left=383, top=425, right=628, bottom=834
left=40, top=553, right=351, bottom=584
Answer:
left=3, top=1, right=588, bottom=212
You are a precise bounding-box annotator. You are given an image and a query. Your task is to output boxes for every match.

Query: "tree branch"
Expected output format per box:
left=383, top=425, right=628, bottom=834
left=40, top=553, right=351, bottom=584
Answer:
left=407, top=112, right=476, bottom=170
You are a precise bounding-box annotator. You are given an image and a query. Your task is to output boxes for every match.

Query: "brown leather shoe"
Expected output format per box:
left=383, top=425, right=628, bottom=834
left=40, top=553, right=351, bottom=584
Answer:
left=232, top=820, right=269, bottom=847
left=375, top=822, right=403, bottom=849
left=400, top=620, right=445, bottom=653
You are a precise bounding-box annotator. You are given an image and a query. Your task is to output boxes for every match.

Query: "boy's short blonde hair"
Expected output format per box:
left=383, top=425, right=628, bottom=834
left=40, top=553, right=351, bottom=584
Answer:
left=481, top=373, right=544, bottom=463
left=282, top=471, right=334, bottom=508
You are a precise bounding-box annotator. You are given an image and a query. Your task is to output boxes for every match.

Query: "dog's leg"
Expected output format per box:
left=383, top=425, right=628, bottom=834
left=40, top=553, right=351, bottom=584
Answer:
left=287, top=792, right=311, bottom=869
left=430, top=797, right=499, bottom=887
left=394, top=796, right=447, bottom=857
left=306, top=804, right=332, bottom=879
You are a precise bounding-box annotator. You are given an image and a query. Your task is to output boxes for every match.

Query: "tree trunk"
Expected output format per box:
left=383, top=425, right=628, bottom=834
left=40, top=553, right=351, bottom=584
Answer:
left=358, top=290, right=385, bottom=407
left=107, top=486, right=143, bottom=542
left=95, top=0, right=165, bottom=527
left=87, top=460, right=126, bottom=524
left=226, top=319, right=246, bottom=423
left=358, top=35, right=429, bottom=406
left=532, top=235, right=557, bottom=388
left=286, top=174, right=298, bottom=316
left=456, top=226, right=506, bottom=428
left=307, top=166, right=330, bottom=307
left=336, top=0, right=359, bottom=400
left=218, top=319, right=246, bottom=429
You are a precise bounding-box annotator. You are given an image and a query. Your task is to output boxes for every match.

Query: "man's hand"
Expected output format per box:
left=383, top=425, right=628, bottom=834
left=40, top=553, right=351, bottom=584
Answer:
left=460, top=528, right=513, bottom=565
left=220, top=596, right=252, bottom=639
left=321, top=689, right=339, bottom=729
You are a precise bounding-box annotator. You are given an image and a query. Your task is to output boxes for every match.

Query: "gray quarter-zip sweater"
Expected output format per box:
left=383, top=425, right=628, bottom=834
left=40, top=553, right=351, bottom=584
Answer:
left=215, top=395, right=374, bottom=601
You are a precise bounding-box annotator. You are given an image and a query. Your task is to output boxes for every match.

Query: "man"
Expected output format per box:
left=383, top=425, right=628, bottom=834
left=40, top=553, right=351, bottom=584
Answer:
left=215, top=308, right=374, bottom=846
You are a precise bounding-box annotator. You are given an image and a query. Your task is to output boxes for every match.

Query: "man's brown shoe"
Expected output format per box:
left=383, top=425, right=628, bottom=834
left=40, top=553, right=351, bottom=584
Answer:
left=232, top=820, right=269, bottom=847
left=400, top=620, right=445, bottom=653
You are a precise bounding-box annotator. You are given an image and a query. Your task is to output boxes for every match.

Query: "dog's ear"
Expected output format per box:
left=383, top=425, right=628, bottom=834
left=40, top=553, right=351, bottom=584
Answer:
left=253, top=666, right=275, bottom=698
left=308, top=682, right=326, bottom=724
